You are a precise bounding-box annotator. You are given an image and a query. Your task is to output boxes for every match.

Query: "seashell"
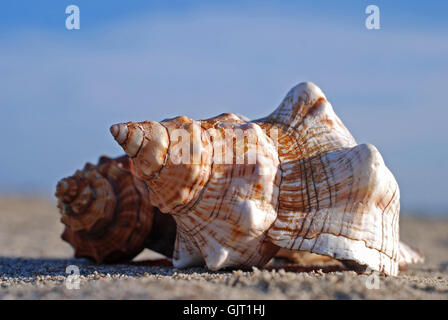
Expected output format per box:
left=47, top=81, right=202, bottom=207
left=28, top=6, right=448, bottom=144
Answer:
left=398, top=241, right=424, bottom=270
left=275, top=241, right=424, bottom=272
left=55, top=155, right=176, bottom=263
left=111, top=82, right=423, bottom=275
left=275, top=249, right=342, bottom=266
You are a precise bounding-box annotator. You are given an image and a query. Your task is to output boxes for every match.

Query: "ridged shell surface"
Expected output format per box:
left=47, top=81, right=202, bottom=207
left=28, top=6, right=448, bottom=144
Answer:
left=258, top=83, right=400, bottom=275
left=111, top=82, right=416, bottom=275
left=55, top=156, right=154, bottom=263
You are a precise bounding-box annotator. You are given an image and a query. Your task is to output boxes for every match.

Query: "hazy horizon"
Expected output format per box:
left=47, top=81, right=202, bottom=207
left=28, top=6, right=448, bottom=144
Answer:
left=1, top=1, right=447, bottom=215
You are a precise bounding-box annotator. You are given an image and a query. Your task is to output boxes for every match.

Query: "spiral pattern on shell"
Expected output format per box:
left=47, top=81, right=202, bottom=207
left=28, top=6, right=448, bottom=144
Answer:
left=55, top=155, right=155, bottom=263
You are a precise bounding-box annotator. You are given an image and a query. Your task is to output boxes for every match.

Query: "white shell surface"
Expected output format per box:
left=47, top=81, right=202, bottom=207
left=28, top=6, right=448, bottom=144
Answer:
left=261, top=82, right=400, bottom=275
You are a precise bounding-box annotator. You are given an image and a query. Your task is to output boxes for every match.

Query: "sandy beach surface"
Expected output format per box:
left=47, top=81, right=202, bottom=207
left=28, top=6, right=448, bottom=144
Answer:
left=0, top=197, right=447, bottom=300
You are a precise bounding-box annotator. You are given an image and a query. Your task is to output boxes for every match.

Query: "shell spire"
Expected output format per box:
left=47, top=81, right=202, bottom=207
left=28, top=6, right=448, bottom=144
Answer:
left=110, top=122, right=169, bottom=181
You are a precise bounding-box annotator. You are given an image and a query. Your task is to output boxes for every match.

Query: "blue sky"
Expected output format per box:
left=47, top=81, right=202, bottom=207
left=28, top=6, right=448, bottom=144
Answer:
left=0, top=1, right=447, bottom=215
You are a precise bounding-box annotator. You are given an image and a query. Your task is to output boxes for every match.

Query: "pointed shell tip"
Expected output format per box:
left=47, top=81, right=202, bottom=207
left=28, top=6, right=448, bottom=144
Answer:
left=110, top=123, right=128, bottom=145
left=294, top=81, right=326, bottom=102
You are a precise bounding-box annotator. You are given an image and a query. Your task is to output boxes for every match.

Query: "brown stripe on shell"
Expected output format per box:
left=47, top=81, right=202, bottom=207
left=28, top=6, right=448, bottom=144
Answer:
left=56, top=155, right=156, bottom=263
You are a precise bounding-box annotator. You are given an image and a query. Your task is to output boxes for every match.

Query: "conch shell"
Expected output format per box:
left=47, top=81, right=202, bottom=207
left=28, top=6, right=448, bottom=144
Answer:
left=110, top=82, right=426, bottom=276
left=55, top=155, right=176, bottom=262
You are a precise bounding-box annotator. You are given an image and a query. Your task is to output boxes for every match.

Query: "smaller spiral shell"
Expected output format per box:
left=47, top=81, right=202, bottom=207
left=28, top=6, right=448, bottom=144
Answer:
left=55, top=155, right=155, bottom=263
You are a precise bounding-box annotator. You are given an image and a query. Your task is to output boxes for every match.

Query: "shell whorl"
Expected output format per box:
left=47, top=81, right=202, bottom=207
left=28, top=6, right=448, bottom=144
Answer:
left=55, top=155, right=155, bottom=263
left=260, top=83, right=400, bottom=275
left=111, top=121, right=169, bottom=181
left=112, top=116, right=214, bottom=215
left=56, top=176, right=82, bottom=204
left=56, top=164, right=115, bottom=233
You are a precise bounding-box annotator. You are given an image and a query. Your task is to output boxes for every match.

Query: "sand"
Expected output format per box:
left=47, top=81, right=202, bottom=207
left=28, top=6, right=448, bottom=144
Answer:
left=0, top=196, right=447, bottom=299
